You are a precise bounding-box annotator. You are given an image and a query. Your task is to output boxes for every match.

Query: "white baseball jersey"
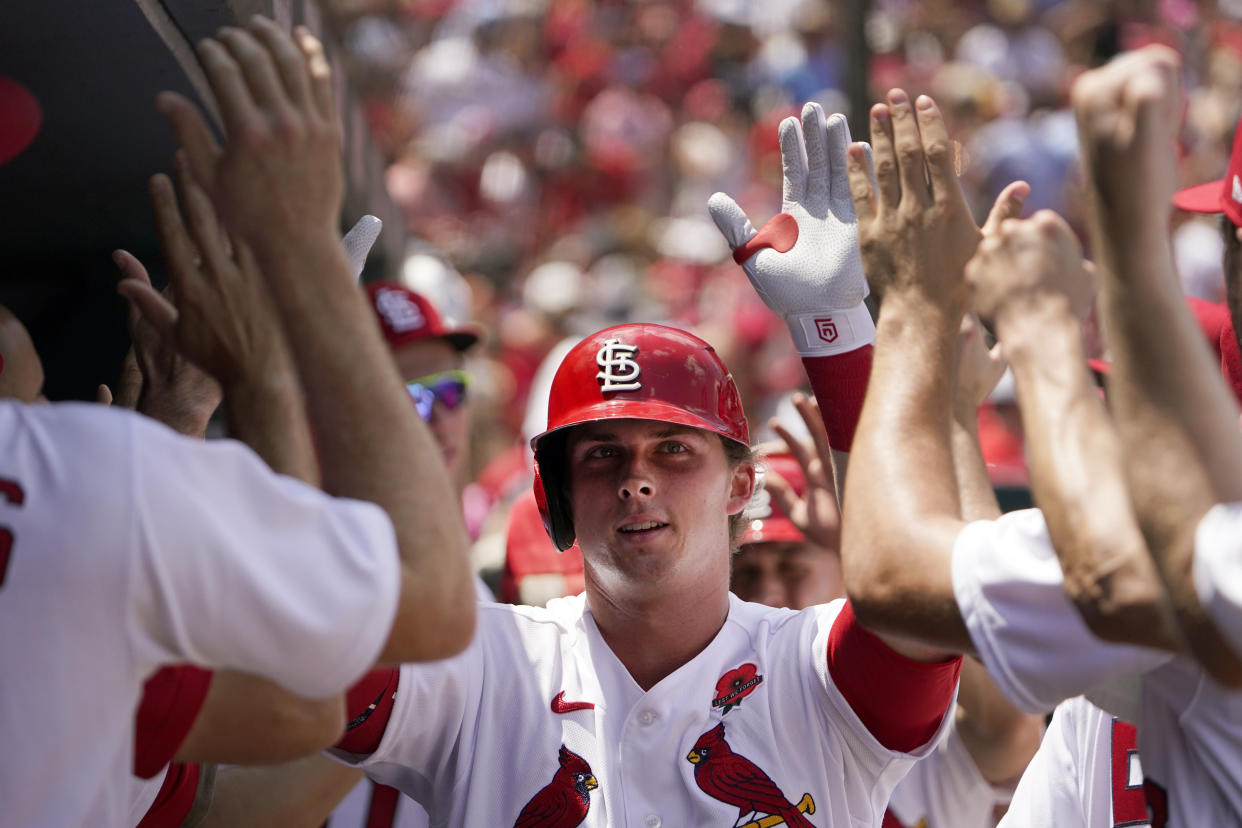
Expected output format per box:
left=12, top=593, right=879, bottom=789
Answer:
left=953, top=508, right=1242, bottom=824
left=1000, top=697, right=1156, bottom=828
left=883, top=714, right=1014, bottom=828
left=333, top=594, right=957, bottom=827
left=0, top=402, right=400, bottom=827
left=1194, top=501, right=1242, bottom=657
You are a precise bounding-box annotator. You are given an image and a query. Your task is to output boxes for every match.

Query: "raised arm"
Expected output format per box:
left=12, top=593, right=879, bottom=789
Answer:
left=966, top=208, right=1183, bottom=653
left=838, top=90, right=992, bottom=658
left=1072, top=46, right=1240, bottom=680
left=156, top=19, right=474, bottom=663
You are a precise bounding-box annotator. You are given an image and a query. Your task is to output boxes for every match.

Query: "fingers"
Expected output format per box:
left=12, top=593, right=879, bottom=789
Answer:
left=779, top=115, right=810, bottom=205
left=155, top=92, right=220, bottom=194
left=196, top=38, right=263, bottom=137
left=96, top=384, right=113, bottom=406
left=294, top=26, right=334, bottom=124
left=216, top=25, right=294, bottom=119
left=147, top=173, right=204, bottom=304
left=912, top=94, right=955, bottom=203
left=887, top=89, right=930, bottom=208
left=707, top=192, right=758, bottom=250
left=824, top=112, right=853, bottom=203
left=248, top=16, right=313, bottom=112
left=117, top=277, right=179, bottom=345
left=793, top=393, right=833, bottom=469
left=801, top=102, right=830, bottom=207
left=982, top=180, right=1031, bottom=237
left=869, top=103, right=899, bottom=209
left=846, top=143, right=876, bottom=224
left=172, top=151, right=231, bottom=279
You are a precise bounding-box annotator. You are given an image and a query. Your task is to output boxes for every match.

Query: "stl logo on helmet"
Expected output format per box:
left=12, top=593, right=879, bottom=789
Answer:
left=595, top=338, right=642, bottom=392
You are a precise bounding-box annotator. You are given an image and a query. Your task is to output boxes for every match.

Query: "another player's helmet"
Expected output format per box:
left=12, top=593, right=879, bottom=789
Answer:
left=741, top=454, right=807, bottom=546
left=530, top=323, right=749, bottom=551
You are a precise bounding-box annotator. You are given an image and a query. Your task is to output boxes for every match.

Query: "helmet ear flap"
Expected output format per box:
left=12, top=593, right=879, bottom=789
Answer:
left=533, top=439, right=575, bottom=552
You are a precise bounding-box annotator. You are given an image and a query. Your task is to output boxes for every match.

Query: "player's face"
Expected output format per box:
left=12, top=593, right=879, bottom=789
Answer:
left=730, top=540, right=843, bottom=611
left=565, top=418, right=754, bottom=591
left=392, top=339, right=470, bottom=479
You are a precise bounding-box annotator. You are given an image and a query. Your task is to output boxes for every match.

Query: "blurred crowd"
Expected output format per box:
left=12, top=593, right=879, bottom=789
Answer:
left=311, top=0, right=1242, bottom=549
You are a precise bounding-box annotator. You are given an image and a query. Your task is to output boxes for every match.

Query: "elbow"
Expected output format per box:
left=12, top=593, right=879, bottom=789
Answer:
left=1062, top=538, right=1178, bottom=650
left=283, top=694, right=348, bottom=756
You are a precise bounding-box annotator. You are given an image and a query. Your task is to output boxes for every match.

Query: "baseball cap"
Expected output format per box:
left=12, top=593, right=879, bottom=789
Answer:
left=365, top=282, right=481, bottom=352
left=741, top=454, right=807, bottom=546
left=1172, top=117, right=1242, bottom=226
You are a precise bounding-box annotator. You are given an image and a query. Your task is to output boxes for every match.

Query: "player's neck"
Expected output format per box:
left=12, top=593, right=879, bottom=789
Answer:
left=586, top=580, right=730, bottom=691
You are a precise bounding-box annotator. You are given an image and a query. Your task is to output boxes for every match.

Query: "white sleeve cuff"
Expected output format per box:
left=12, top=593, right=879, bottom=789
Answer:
left=1193, top=502, right=1242, bottom=657
left=786, top=303, right=875, bottom=356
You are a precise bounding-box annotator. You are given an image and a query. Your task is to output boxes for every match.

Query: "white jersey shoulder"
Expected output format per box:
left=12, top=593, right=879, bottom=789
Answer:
left=0, top=402, right=399, bottom=827
left=885, top=714, right=1013, bottom=828
left=337, top=594, right=953, bottom=828
left=1193, top=501, right=1242, bottom=658
left=954, top=507, right=1242, bottom=824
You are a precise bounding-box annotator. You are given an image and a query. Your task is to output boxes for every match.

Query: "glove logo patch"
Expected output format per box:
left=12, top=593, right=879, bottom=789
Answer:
left=814, top=317, right=838, bottom=343
left=596, top=338, right=642, bottom=392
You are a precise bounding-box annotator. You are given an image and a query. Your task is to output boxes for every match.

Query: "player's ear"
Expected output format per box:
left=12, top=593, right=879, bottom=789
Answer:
left=726, top=459, right=756, bottom=516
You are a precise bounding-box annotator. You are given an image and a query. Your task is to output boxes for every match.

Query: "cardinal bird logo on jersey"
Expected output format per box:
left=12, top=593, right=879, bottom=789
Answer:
left=512, top=745, right=598, bottom=828
left=687, top=723, right=816, bottom=828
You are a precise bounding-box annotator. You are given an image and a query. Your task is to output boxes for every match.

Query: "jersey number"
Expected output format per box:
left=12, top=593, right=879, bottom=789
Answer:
left=1111, top=718, right=1168, bottom=827
left=0, top=477, right=24, bottom=588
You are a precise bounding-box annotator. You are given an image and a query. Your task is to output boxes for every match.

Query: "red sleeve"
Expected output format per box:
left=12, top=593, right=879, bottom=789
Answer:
left=133, top=666, right=213, bottom=778
left=801, top=346, right=873, bottom=452
left=336, top=666, right=400, bottom=755
left=134, top=762, right=201, bottom=828
left=826, top=601, right=961, bottom=753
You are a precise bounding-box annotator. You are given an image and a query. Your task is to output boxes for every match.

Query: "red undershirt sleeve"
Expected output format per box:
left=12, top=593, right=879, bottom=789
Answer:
left=133, top=665, right=213, bottom=778
left=801, top=347, right=873, bottom=452
left=826, top=601, right=962, bottom=753
left=336, top=666, right=400, bottom=755
left=135, top=762, right=201, bottom=828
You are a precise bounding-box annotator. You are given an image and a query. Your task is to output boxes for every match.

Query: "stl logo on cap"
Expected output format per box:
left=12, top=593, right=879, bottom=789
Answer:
left=595, top=338, right=642, bottom=392
left=374, top=287, right=427, bottom=333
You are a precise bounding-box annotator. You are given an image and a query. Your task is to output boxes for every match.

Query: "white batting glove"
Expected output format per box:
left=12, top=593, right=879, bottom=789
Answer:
left=343, top=215, right=382, bottom=282
left=709, top=103, right=874, bottom=356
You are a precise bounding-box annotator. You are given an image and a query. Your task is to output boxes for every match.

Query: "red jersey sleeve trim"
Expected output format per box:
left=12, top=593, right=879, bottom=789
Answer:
left=801, top=347, right=873, bottom=452
left=827, top=601, right=962, bottom=753
left=133, top=666, right=213, bottom=778
left=135, top=762, right=201, bottom=828
left=337, top=666, right=400, bottom=755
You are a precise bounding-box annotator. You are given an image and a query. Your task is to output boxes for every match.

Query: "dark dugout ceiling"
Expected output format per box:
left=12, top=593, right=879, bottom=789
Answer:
left=0, top=0, right=401, bottom=401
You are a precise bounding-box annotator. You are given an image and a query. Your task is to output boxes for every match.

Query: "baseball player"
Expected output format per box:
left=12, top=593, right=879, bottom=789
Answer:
left=307, top=319, right=962, bottom=828
left=831, top=79, right=1242, bottom=823
left=0, top=20, right=475, bottom=826
left=1072, top=44, right=1242, bottom=689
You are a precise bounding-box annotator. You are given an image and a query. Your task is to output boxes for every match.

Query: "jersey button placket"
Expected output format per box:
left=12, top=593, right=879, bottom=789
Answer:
left=638, top=710, right=656, bottom=726
left=643, top=815, right=661, bottom=828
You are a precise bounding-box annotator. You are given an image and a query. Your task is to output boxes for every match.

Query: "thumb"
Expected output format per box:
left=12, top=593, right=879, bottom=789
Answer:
left=707, top=192, right=757, bottom=252
left=342, top=215, right=382, bottom=282
left=96, top=384, right=113, bottom=406
left=982, top=180, right=1030, bottom=237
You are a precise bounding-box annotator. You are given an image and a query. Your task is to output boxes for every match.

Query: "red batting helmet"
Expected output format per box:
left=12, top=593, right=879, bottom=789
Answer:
left=530, top=323, right=749, bottom=551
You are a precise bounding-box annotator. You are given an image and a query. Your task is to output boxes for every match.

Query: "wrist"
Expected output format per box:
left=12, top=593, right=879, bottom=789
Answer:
left=785, top=304, right=875, bottom=356
left=994, top=296, right=1079, bottom=359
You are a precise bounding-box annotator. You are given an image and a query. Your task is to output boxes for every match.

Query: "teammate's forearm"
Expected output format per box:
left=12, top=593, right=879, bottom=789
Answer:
left=949, top=417, right=1000, bottom=522
left=249, top=236, right=475, bottom=662
left=1000, top=303, right=1180, bottom=651
left=843, top=301, right=970, bottom=657
left=223, top=371, right=319, bottom=487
